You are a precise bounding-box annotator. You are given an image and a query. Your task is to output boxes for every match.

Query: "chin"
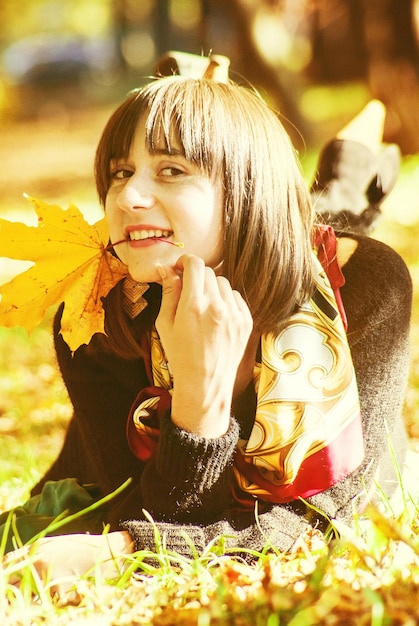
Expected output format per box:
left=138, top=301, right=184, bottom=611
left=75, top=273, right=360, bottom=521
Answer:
left=128, top=267, right=161, bottom=285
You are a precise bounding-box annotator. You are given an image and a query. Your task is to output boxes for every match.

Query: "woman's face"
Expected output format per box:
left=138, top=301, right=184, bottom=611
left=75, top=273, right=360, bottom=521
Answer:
left=105, top=120, right=224, bottom=283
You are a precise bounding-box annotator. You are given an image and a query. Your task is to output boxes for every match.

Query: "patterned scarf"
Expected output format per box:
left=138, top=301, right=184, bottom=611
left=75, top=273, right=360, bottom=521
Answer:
left=126, top=227, right=364, bottom=504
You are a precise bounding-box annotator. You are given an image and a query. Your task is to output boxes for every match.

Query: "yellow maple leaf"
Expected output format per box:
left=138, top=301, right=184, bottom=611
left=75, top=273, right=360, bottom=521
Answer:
left=0, top=196, right=127, bottom=351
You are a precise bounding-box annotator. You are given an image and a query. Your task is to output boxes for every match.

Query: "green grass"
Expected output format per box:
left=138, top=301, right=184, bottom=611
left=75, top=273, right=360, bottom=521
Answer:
left=0, top=318, right=71, bottom=512
left=0, top=476, right=418, bottom=624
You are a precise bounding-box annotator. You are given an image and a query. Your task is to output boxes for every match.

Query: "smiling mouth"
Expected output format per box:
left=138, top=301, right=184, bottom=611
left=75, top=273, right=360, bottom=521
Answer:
left=106, top=231, right=184, bottom=251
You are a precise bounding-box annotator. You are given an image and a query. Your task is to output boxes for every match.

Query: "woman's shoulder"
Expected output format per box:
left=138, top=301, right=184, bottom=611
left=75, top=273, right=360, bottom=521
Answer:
left=337, top=232, right=412, bottom=334
left=337, top=232, right=411, bottom=286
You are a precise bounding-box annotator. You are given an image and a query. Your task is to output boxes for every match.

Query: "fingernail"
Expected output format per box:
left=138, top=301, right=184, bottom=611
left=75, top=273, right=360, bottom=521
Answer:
left=155, top=263, right=167, bottom=280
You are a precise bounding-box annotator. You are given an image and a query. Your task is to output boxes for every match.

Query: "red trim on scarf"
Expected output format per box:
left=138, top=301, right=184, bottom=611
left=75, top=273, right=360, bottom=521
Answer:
left=233, top=414, right=364, bottom=506
left=314, top=224, right=347, bottom=330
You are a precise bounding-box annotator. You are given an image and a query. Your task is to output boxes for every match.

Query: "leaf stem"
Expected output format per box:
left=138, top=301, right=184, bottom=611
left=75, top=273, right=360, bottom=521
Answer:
left=106, top=238, right=184, bottom=250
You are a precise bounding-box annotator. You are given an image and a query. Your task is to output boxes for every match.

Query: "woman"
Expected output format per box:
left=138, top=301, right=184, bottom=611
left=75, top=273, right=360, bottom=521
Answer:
left=4, top=68, right=412, bottom=585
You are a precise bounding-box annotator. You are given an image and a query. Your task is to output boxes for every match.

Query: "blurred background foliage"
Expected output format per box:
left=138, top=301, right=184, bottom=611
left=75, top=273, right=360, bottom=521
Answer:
left=1, top=0, right=419, bottom=150
left=0, top=0, right=419, bottom=457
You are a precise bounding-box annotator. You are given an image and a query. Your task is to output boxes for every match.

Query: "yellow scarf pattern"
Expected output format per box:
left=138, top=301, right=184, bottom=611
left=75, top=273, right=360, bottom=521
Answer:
left=129, top=254, right=364, bottom=504
left=233, top=256, right=363, bottom=503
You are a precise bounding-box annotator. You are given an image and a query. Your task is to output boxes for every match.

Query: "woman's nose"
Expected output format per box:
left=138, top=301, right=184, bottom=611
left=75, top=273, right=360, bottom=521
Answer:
left=117, top=176, right=154, bottom=212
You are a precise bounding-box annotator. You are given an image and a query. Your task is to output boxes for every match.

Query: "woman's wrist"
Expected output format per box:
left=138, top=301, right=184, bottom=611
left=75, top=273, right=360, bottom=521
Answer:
left=150, top=411, right=240, bottom=488
left=171, top=391, right=231, bottom=438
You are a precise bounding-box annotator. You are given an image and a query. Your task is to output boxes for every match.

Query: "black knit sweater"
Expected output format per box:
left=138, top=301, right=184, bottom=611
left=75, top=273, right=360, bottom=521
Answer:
left=32, top=232, right=412, bottom=557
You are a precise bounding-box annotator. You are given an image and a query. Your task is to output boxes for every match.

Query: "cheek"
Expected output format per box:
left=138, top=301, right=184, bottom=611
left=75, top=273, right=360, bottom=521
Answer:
left=208, top=190, right=225, bottom=246
left=187, top=192, right=224, bottom=264
left=104, top=198, right=119, bottom=236
left=104, top=201, right=128, bottom=265
left=195, top=186, right=224, bottom=231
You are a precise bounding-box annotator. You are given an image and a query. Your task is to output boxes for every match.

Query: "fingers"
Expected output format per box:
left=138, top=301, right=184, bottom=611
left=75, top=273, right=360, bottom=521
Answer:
left=169, top=254, right=209, bottom=307
left=158, top=253, right=251, bottom=318
left=156, top=254, right=252, bottom=366
left=156, top=255, right=253, bottom=436
left=155, top=262, right=182, bottom=329
left=216, top=274, right=250, bottom=312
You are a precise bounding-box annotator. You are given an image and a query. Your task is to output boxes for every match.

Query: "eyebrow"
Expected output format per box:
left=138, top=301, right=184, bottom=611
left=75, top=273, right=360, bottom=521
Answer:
left=150, top=146, right=186, bottom=158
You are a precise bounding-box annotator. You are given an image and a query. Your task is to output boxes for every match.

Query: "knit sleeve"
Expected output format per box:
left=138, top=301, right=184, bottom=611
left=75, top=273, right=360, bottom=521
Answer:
left=138, top=412, right=241, bottom=523
left=121, top=500, right=312, bottom=559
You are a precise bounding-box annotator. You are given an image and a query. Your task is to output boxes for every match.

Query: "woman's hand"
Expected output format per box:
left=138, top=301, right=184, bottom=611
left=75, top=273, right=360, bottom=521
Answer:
left=3, top=531, right=134, bottom=604
left=155, top=254, right=253, bottom=438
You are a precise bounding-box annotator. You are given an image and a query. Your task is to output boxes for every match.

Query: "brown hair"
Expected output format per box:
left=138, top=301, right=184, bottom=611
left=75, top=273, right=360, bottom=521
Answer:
left=95, top=76, right=314, bottom=358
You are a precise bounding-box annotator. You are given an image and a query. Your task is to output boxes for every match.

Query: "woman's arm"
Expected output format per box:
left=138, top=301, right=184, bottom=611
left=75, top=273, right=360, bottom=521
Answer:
left=110, top=255, right=253, bottom=523
left=108, top=412, right=240, bottom=526
left=155, top=255, right=253, bottom=438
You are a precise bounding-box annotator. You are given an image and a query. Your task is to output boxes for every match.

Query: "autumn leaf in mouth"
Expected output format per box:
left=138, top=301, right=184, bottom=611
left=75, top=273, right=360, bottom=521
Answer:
left=0, top=196, right=128, bottom=352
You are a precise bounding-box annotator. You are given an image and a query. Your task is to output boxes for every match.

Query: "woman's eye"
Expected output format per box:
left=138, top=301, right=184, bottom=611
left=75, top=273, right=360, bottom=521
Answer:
left=111, top=168, right=133, bottom=180
left=160, top=166, right=185, bottom=177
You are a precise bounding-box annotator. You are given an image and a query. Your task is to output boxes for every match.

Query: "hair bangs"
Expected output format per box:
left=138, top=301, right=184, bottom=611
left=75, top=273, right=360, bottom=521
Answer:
left=142, top=77, right=229, bottom=179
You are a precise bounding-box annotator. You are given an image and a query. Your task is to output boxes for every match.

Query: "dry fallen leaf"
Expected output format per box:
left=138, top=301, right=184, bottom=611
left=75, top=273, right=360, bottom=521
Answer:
left=0, top=196, right=127, bottom=351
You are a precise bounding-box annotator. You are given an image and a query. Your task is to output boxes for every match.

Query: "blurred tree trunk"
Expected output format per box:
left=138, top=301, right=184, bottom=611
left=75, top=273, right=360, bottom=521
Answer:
left=201, top=0, right=312, bottom=148
left=309, top=0, right=368, bottom=81
left=361, top=0, right=419, bottom=153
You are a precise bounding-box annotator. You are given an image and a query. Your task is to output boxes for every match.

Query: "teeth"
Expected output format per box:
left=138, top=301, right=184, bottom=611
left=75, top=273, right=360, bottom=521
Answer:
left=129, top=229, right=171, bottom=241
